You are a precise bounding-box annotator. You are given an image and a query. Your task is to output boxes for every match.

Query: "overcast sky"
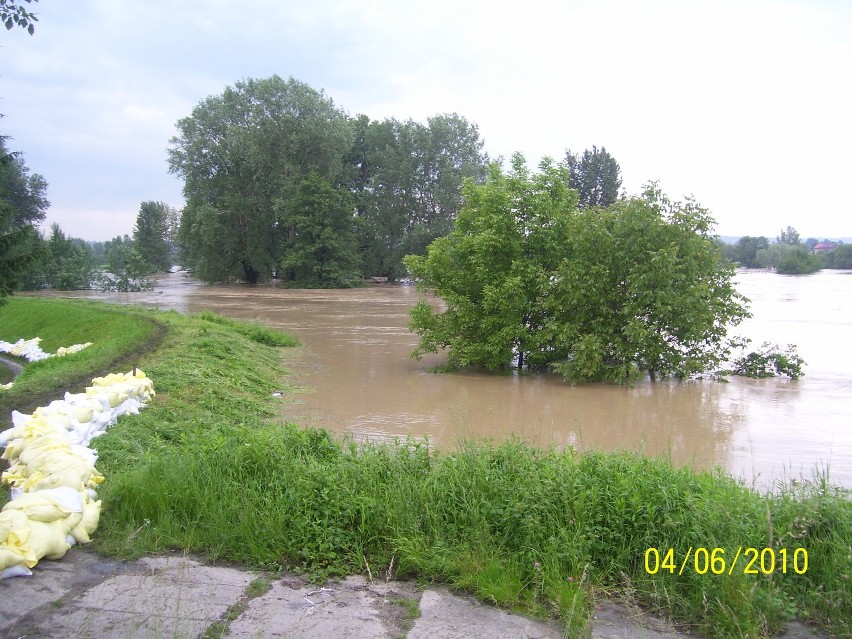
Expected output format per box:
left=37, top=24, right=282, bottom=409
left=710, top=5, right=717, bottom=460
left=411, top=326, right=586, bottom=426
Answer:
left=2, top=0, right=850, bottom=241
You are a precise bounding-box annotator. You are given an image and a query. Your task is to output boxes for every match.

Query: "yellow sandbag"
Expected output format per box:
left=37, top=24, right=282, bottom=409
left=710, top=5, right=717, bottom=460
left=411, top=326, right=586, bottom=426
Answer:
left=0, top=510, right=31, bottom=569
left=26, top=519, right=71, bottom=564
left=24, top=470, right=83, bottom=493
left=0, top=509, right=30, bottom=543
left=33, top=407, right=72, bottom=429
left=18, top=438, right=74, bottom=468
left=71, top=402, right=101, bottom=424
left=0, top=546, right=27, bottom=572
left=2, top=492, right=76, bottom=523
left=1, top=462, right=28, bottom=487
left=24, top=448, right=88, bottom=476
left=69, top=498, right=101, bottom=544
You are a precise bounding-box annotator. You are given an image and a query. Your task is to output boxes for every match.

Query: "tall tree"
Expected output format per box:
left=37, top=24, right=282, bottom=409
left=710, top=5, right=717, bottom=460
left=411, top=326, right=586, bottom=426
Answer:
left=563, top=146, right=622, bottom=208
left=278, top=173, right=361, bottom=287
left=405, top=160, right=750, bottom=383
left=133, top=201, right=173, bottom=272
left=169, top=75, right=354, bottom=284
left=0, top=136, right=47, bottom=304
left=20, top=224, right=95, bottom=290
left=777, top=226, right=801, bottom=245
left=98, top=235, right=152, bottom=292
left=0, top=137, right=48, bottom=227
left=352, top=114, right=487, bottom=279
left=731, top=236, right=769, bottom=268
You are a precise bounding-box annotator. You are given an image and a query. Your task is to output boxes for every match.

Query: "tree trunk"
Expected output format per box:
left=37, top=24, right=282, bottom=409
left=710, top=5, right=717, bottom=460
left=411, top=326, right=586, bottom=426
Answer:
left=242, top=261, right=259, bottom=284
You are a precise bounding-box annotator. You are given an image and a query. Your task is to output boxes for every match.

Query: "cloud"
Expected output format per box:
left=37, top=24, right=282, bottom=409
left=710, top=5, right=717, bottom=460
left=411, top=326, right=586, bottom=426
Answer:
left=2, top=0, right=851, bottom=240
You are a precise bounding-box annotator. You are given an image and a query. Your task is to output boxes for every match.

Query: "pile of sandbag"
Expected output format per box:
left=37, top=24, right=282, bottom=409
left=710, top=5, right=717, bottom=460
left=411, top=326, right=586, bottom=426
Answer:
left=0, top=337, right=93, bottom=363
left=0, top=369, right=155, bottom=578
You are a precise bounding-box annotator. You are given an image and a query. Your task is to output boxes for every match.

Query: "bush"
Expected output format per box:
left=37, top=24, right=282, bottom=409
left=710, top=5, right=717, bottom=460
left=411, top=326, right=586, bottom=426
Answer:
left=731, top=342, right=805, bottom=379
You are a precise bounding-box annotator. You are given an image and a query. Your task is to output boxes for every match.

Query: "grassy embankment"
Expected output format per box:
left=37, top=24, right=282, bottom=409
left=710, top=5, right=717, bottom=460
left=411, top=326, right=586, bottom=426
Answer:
left=1, top=297, right=849, bottom=638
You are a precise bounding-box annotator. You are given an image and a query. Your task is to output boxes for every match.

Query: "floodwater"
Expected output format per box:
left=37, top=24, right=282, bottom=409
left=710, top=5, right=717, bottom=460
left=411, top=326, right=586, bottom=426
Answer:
left=43, top=269, right=852, bottom=489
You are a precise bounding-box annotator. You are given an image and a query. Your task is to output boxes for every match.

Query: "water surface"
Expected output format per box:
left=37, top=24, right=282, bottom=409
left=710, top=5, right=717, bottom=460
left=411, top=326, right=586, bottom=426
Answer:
left=43, top=269, right=852, bottom=488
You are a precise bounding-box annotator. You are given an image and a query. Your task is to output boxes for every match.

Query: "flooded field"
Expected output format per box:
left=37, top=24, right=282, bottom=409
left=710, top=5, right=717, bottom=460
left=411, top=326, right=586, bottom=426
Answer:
left=44, top=269, right=852, bottom=488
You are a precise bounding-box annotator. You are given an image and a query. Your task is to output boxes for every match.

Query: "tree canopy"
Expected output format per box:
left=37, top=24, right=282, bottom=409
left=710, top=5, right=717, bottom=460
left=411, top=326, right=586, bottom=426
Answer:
left=405, top=157, right=750, bottom=383
left=350, top=114, right=488, bottom=280
left=169, top=76, right=488, bottom=285
left=564, top=146, right=622, bottom=208
left=170, top=75, right=355, bottom=284
left=0, top=136, right=47, bottom=304
left=133, top=201, right=175, bottom=272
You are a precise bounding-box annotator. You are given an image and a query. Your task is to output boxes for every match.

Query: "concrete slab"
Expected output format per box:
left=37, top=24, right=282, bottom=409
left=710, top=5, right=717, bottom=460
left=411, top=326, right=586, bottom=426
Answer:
left=590, top=600, right=692, bottom=638
left=227, top=575, right=421, bottom=639
left=2, top=553, right=252, bottom=639
left=0, top=551, right=835, bottom=639
left=0, top=548, right=129, bottom=637
left=407, top=587, right=564, bottom=639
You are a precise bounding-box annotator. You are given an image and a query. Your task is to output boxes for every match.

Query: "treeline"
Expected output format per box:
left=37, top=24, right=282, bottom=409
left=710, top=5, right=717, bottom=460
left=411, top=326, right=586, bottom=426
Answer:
left=720, top=226, right=851, bottom=274
left=3, top=74, right=625, bottom=294
left=168, top=76, right=490, bottom=285
left=169, top=75, right=622, bottom=286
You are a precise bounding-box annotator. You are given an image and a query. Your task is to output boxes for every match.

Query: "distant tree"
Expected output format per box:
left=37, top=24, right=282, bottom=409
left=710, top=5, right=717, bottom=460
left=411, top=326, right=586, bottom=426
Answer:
left=21, top=223, right=95, bottom=290
left=825, top=244, right=852, bottom=269
left=278, top=173, right=361, bottom=287
left=0, top=136, right=46, bottom=304
left=97, top=235, right=153, bottom=292
left=563, top=146, right=622, bottom=208
left=731, top=236, right=769, bottom=268
left=775, top=245, right=821, bottom=275
left=777, top=226, right=801, bottom=245
left=405, top=158, right=749, bottom=383
left=1, top=0, right=38, bottom=35
left=133, top=201, right=173, bottom=272
left=0, top=137, right=48, bottom=227
left=0, top=196, right=39, bottom=303
left=350, top=114, right=488, bottom=280
left=170, top=75, right=354, bottom=284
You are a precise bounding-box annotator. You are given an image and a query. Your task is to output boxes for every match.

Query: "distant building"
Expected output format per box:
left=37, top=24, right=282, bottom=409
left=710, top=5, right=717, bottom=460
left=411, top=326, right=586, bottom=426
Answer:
left=813, top=242, right=839, bottom=253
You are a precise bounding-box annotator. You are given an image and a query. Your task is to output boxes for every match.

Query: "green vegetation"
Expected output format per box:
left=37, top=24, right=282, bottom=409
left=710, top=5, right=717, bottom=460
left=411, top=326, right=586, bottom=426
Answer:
left=564, top=145, right=622, bottom=208
left=18, top=223, right=96, bottom=291
left=1, top=299, right=848, bottom=638
left=1, top=0, right=38, bottom=35
left=405, top=156, right=750, bottom=383
left=132, top=200, right=178, bottom=273
left=0, top=298, right=161, bottom=416
left=821, top=244, right=852, bottom=269
left=169, top=75, right=489, bottom=285
left=731, top=342, right=806, bottom=380
left=0, top=135, right=48, bottom=305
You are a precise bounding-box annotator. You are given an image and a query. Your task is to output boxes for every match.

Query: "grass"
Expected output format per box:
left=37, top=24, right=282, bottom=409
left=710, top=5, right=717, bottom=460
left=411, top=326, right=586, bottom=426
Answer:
left=1, top=298, right=849, bottom=638
left=0, top=297, right=163, bottom=422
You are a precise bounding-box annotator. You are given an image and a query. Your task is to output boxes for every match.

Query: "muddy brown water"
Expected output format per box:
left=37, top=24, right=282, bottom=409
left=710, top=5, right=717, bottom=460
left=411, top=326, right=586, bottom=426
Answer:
left=34, top=269, right=852, bottom=489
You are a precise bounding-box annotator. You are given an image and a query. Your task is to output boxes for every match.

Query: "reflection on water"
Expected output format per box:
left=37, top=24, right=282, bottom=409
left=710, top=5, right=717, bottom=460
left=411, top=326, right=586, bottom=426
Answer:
left=39, top=269, right=852, bottom=489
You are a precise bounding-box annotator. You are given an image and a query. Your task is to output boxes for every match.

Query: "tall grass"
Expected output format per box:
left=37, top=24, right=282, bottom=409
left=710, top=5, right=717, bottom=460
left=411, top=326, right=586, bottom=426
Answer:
left=1, top=299, right=848, bottom=637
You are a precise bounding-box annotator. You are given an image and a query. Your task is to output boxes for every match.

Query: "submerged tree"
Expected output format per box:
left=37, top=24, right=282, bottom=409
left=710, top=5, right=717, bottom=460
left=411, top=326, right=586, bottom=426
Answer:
left=405, top=158, right=750, bottom=383
left=278, top=173, right=361, bottom=287
left=97, top=235, right=153, bottom=292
